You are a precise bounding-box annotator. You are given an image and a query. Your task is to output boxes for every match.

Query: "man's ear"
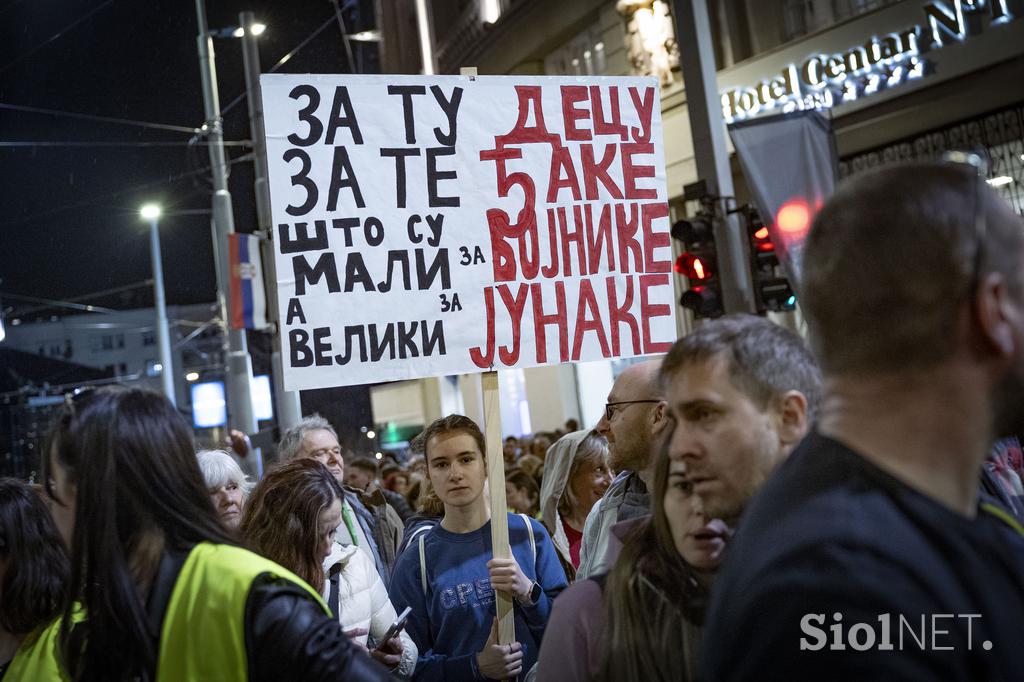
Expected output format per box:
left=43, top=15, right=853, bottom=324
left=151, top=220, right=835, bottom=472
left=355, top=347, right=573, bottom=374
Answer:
left=973, top=271, right=1017, bottom=360
left=774, top=391, right=809, bottom=446
left=650, top=400, right=670, bottom=435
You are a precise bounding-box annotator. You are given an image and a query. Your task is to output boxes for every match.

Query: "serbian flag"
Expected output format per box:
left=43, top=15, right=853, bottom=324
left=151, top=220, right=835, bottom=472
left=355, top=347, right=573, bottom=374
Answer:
left=228, top=233, right=268, bottom=330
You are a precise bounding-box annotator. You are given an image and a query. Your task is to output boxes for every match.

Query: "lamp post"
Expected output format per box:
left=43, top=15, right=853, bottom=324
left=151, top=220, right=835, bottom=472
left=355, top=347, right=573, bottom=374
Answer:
left=239, top=11, right=303, bottom=432
left=141, top=204, right=176, bottom=405
left=195, top=0, right=260, bottom=478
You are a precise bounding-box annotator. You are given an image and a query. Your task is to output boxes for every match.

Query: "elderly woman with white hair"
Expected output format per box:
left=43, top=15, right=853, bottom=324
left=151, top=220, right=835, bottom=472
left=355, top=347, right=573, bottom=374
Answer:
left=539, top=430, right=613, bottom=580
left=196, top=449, right=253, bottom=529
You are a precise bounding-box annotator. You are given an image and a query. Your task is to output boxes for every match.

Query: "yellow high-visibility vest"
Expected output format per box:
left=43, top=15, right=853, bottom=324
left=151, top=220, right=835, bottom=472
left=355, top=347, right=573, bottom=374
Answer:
left=8, top=543, right=328, bottom=681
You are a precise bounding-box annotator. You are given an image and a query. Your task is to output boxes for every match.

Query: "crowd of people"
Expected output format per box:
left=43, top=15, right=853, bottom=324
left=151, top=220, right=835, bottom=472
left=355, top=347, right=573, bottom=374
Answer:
left=2, top=160, right=1024, bottom=680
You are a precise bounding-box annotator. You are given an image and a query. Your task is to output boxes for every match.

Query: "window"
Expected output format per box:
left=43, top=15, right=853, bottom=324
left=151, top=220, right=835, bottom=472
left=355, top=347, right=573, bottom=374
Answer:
left=95, top=333, right=126, bottom=351
left=544, top=22, right=607, bottom=76
left=832, top=0, right=899, bottom=24
left=143, top=331, right=156, bottom=347
left=783, top=0, right=820, bottom=41
left=783, top=0, right=901, bottom=42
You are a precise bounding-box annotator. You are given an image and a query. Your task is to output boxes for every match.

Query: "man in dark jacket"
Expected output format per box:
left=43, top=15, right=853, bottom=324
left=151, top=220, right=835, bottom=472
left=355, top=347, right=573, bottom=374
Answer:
left=703, top=161, right=1024, bottom=681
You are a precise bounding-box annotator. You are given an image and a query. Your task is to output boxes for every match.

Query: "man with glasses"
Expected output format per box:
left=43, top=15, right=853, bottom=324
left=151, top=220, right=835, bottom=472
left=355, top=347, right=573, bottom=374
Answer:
left=577, top=359, right=669, bottom=579
left=278, top=415, right=403, bottom=583
left=703, top=162, right=1024, bottom=680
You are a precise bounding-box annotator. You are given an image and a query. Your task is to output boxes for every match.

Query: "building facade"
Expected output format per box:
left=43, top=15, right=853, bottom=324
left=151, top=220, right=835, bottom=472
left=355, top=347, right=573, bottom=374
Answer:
left=717, top=0, right=1024, bottom=213
left=365, top=0, right=1024, bottom=441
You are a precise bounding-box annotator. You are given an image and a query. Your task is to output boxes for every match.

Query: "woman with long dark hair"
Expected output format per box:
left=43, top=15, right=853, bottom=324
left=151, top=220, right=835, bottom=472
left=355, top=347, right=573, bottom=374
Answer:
left=0, top=479, right=68, bottom=680
left=241, top=458, right=417, bottom=677
left=22, top=385, right=390, bottom=682
left=535, top=442, right=728, bottom=681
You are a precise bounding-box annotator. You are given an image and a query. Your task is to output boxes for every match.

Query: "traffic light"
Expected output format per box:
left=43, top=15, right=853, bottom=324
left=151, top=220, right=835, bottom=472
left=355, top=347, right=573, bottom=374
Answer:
left=744, top=207, right=797, bottom=313
left=671, top=214, right=723, bottom=318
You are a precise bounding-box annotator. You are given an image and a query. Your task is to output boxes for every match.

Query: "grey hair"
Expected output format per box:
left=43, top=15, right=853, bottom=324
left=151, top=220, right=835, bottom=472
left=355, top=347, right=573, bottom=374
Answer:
left=558, top=431, right=609, bottom=519
left=277, top=414, right=337, bottom=461
left=196, top=449, right=253, bottom=496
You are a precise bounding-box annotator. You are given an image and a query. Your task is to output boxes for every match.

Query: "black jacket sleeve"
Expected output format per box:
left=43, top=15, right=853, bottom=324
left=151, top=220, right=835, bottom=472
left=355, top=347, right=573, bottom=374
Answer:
left=245, top=573, right=395, bottom=682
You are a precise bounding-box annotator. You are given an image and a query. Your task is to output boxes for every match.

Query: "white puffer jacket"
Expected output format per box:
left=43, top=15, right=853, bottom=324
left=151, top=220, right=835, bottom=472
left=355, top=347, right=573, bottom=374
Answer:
left=322, top=543, right=418, bottom=678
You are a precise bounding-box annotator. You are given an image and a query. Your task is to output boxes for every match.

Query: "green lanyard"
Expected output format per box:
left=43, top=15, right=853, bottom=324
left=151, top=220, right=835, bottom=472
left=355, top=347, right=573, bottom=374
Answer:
left=341, top=500, right=360, bottom=547
left=981, top=501, right=1024, bottom=538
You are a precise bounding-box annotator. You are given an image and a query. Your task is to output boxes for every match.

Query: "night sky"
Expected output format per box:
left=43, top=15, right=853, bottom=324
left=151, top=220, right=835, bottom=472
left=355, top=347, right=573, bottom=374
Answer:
left=1, top=0, right=375, bottom=315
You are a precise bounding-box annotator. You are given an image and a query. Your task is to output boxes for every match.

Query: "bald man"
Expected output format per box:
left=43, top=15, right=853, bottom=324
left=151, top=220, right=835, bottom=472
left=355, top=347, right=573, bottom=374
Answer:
left=576, top=360, right=669, bottom=579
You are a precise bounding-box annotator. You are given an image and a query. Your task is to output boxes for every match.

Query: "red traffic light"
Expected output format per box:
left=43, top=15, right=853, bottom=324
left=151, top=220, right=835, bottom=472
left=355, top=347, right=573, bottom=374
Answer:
left=751, top=225, right=775, bottom=252
left=674, top=253, right=713, bottom=280
left=775, top=199, right=812, bottom=237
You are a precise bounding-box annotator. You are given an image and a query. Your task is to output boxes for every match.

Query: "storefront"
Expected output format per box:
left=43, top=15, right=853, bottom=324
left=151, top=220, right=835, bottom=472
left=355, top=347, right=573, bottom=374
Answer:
left=712, top=0, right=1024, bottom=210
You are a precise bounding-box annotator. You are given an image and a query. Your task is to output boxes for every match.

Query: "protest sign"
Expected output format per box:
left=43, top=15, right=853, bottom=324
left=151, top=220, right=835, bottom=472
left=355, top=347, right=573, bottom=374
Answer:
left=261, top=74, right=676, bottom=391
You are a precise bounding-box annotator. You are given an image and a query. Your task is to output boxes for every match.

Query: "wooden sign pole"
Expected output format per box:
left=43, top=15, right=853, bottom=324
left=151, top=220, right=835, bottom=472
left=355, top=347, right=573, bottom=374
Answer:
left=458, top=63, right=514, bottom=649
left=481, top=370, right=514, bottom=646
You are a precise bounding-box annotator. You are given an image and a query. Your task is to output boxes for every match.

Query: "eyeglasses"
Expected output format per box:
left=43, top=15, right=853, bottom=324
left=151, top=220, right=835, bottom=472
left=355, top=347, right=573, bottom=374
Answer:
left=942, top=150, right=988, bottom=296
left=604, top=400, right=662, bottom=421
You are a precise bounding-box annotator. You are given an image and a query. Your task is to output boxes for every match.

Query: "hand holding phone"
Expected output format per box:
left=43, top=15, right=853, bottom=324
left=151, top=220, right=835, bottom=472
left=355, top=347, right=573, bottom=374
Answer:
left=374, top=606, right=412, bottom=652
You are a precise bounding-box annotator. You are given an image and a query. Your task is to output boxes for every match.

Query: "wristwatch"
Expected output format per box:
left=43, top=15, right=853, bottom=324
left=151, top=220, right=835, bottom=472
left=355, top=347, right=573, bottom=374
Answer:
left=519, top=581, right=542, bottom=606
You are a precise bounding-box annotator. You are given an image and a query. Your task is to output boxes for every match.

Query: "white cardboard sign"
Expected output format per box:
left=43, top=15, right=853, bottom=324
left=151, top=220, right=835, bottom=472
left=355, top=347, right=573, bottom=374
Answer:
left=261, top=74, right=676, bottom=390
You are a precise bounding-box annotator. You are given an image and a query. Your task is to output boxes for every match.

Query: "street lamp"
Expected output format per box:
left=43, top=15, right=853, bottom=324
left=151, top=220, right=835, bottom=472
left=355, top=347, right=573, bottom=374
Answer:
left=141, top=203, right=176, bottom=406
left=195, top=0, right=260, bottom=474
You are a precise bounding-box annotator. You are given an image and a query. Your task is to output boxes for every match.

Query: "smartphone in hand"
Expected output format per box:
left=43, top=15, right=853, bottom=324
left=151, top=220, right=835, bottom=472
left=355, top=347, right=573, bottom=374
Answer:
left=373, top=606, right=413, bottom=651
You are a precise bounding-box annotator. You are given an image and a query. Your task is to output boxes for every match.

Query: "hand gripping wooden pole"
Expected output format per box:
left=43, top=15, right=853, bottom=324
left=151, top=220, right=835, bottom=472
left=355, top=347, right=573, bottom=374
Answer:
left=481, top=370, right=515, bottom=648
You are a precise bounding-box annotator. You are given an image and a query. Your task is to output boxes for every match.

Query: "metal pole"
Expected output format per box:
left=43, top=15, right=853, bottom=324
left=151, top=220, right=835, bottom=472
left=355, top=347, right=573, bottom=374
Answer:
left=149, top=218, right=176, bottom=406
left=415, top=0, right=437, bottom=74
left=195, top=0, right=260, bottom=476
left=670, top=0, right=756, bottom=313
left=240, top=10, right=303, bottom=432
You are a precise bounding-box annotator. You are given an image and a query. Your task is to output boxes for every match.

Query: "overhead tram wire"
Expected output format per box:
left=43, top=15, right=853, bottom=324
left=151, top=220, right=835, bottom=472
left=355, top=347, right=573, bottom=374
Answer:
left=0, top=153, right=252, bottom=228
left=0, top=140, right=251, bottom=148
left=0, top=103, right=202, bottom=135
left=3, top=280, right=155, bottom=317
left=5, top=10, right=339, bottom=224
left=0, top=0, right=117, bottom=76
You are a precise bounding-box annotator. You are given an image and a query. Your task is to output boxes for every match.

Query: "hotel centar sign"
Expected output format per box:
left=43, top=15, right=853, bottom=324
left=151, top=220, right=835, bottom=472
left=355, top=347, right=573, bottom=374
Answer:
left=721, top=0, right=1018, bottom=122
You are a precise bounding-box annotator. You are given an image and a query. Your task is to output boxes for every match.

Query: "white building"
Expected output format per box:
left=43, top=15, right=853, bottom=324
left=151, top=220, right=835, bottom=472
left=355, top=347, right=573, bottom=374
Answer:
left=2, top=303, right=224, bottom=407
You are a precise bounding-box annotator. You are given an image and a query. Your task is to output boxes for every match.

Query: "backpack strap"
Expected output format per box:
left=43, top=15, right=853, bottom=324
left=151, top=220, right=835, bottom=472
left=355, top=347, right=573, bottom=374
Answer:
left=418, top=532, right=428, bottom=594
left=519, top=513, right=536, bottom=566
left=406, top=522, right=434, bottom=550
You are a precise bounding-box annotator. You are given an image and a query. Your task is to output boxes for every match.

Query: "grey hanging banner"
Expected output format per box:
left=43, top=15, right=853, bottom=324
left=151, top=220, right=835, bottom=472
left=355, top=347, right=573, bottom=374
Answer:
left=728, top=110, right=838, bottom=295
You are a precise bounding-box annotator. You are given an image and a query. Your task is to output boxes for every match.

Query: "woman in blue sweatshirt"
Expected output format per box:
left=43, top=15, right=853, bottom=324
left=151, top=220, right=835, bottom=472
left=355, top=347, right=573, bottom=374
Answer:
left=390, top=415, right=568, bottom=681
